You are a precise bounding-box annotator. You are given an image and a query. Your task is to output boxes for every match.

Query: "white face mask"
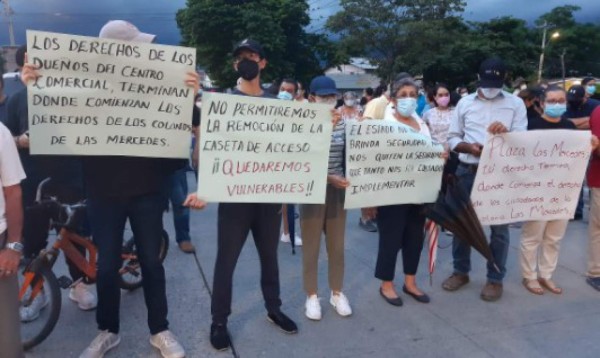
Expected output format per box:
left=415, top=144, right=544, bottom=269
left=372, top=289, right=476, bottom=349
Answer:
left=480, top=88, right=502, bottom=99
left=315, top=96, right=337, bottom=109
left=344, top=99, right=356, bottom=107
left=520, top=84, right=527, bottom=90
left=395, top=98, right=417, bottom=117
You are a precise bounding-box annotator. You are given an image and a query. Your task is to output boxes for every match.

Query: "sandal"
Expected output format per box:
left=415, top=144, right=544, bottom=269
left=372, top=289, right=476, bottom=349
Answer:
left=522, top=278, right=544, bottom=295
left=538, top=278, right=563, bottom=294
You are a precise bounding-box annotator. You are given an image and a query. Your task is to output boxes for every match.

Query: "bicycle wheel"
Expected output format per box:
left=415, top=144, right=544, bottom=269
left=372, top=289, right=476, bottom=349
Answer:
left=18, top=259, right=62, bottom=351
left=119, top=229, right=170, bottom=290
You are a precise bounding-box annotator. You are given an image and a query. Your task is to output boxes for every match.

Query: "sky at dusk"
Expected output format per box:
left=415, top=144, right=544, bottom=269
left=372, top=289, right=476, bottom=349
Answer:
left=1, top=0, right=599, bottom=46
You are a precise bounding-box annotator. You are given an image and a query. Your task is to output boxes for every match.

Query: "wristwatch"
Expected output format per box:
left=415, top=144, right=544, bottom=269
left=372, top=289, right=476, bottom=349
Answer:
left=6, top=242, right=24, bottom=254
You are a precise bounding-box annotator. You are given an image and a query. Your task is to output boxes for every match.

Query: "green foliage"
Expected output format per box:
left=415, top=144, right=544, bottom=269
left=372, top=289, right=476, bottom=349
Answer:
left=327, top=1, right=600, bottom=88
left=176, top=0, right=342, bottom=88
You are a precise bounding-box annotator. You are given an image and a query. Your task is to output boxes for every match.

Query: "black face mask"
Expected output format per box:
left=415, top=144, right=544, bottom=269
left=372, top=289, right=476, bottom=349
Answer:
left=237, top=59, right=260, bottom=81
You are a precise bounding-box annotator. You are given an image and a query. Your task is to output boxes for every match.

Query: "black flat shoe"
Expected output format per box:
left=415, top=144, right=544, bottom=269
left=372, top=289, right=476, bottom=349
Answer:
left=210, top=323, right=231, bottom=351
left=267, top=310, right=298, bottom=334
left=402, top=285, right=430, bottom=303
left=379, top=287, right=403, bottom=306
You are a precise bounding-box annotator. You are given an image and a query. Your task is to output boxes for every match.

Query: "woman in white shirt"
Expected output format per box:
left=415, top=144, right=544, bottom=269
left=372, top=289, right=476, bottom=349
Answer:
left=374, top=79, right=434, bottom=306
left=422, top=83, right=454, bottom=149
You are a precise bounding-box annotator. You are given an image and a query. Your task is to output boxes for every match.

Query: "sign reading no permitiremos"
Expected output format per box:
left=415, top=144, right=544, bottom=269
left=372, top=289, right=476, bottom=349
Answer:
left=472, top=130, right=590, bottom=225
left=344, top=120, right=445, bottom=209
left=26, top=30, right=196, bottom=158
left=197, top=92, right=333, bottom=204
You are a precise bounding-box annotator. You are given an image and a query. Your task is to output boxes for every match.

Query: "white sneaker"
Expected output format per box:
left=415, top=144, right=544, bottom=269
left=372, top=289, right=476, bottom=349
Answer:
left=79, top=330, right=120, bottom=358
left=330, top=292, right=352, bottom=317
left=20, top=290, right=49, bottom=322
left=280, top=233, right=303, bottom=246
left=150, top=330, right=186, bottom=358
left=69, top=282, right=98, bottom=311
left=305, top=295, right=322, bottom=321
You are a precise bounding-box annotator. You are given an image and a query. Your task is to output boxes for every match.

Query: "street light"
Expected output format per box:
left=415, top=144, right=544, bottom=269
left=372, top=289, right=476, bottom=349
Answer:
left=537, top=20, right=560, bottom=83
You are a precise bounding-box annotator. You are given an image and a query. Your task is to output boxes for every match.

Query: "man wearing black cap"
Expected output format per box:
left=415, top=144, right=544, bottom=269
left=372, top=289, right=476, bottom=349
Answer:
left=208, top=38, right=297, bottom=352
left=445, top=58, right=527, bottom=302
left=564, top=85, right=600, bottom=220
left=565, top=85, right=600, bottom=130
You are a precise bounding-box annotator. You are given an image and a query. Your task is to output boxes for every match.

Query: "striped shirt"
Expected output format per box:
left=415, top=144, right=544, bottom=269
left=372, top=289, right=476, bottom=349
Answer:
left=328, top=119, right=345, bottom=176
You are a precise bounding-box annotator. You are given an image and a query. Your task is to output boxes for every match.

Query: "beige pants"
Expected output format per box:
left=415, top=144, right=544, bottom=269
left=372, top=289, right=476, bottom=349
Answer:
left=520, top=220, right=568, bottom=280
left=0, top=232, right=25, bottom=358
left=300, top=185, right=346, bottom=294
left=588, top=188, right=600, bottom=278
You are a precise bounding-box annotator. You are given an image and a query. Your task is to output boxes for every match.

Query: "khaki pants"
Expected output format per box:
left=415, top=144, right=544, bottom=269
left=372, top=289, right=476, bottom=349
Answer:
left=300, top=185, right=346, bottom=294
left=0, top=232, right=25, bottom=358
left=588, top=188, right=600, bottom=278
left=520, top=220, right=568, bottom=280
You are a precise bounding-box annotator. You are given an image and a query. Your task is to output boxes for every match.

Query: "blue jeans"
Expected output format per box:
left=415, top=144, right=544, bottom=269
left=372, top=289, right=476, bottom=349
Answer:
left=168, top=168, right=191, bottom=243
left=88, top=192, right=169, bottom=334
left=452, top=165, right=510, bottom=283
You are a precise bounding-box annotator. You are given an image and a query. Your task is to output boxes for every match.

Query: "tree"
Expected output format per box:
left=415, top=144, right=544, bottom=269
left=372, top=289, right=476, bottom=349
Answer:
left=326, top=0, right=466, bottom=83
left=176, top=0, right=341, bottom=88
left=535, top=6, right=600, bottom=78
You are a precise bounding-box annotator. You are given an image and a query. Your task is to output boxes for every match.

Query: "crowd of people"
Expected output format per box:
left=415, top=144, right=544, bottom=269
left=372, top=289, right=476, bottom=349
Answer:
left=1, top=19, right=600, bottom=358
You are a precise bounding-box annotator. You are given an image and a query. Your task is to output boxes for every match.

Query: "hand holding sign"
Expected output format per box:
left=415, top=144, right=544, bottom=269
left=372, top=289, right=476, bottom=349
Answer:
left=183, top=193, right=207, bottom=210
left=21, top=53, right=41, bottom=85
left=488, top=121, right=509, bottom=135
left=328, top=174, right=350, bottom=189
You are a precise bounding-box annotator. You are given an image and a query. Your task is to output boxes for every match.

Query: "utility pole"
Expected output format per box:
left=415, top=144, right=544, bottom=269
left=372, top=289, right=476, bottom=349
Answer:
left=537, top=21, right=560, bottom=83
left=537, top=21, right=548, bottom=83
left=560, top=49, right=567, bottom=88
left=1, top=0, right=16, bottom=46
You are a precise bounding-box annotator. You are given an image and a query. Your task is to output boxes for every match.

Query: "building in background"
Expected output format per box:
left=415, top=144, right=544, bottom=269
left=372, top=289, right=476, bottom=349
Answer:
left=325, top=57, right=381, bottom=93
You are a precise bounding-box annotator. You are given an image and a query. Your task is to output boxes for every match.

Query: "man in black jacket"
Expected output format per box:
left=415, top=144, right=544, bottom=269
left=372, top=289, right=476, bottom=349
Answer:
left=20, top=20, right=199, bottom=358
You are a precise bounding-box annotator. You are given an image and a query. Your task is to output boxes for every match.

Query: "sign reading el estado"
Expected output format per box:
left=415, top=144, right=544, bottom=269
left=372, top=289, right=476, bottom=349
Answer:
left=26, top=30, right=196, bottom=158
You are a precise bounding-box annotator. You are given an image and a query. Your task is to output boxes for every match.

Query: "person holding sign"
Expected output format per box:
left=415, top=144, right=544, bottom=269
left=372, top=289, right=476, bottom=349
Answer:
left=21, top=21, right=200, bottom=358
left=444, top=58, right=527, bottom=302
left=371, top=78, right=435, bottom=306
left=300, top=75, right=352, bottom=320
left=191, top=39, right=298, bottom=352
left=520, top=86, right=584, bottom=295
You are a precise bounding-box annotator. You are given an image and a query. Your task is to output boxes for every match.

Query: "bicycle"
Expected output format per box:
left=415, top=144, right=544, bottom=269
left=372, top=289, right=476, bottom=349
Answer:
left=18, top=179, right=169, bottom=350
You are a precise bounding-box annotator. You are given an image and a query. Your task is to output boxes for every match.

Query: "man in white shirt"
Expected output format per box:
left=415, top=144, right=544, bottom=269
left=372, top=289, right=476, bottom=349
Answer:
left=443, top=58, right=527, bottom=302
left=0, top=122, right=26, bottom=358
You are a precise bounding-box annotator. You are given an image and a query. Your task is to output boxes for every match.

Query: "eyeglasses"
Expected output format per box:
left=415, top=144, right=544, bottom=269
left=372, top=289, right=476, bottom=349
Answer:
left=545, top=99, right=566, bottom=105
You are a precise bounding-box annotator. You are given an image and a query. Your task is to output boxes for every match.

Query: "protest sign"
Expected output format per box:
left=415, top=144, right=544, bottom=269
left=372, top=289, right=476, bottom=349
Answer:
left=26, top=30, right=196, bottom=158
left=344, top=120, right=445, bottom=209
left=471, top=130, right=590, bottom=225
left=197, top=92, right=332, bottom=204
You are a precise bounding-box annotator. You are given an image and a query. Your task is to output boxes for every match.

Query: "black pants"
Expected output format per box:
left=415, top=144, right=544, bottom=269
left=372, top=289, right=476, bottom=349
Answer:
left=212, top=203, right=282, bottom=324
left=88, top=192, right=168, bottom=335
left=375, top=204, right=426, bottom=281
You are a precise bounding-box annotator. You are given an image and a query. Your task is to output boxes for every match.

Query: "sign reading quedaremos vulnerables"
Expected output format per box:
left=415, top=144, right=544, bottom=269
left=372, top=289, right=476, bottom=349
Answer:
left=472, top=130, right=590, bottom=225
left=197, top=92, right=333, bottom=204
left=344, top=121, right=445, bottom=209
left=26, top=30, right=196, bottom=158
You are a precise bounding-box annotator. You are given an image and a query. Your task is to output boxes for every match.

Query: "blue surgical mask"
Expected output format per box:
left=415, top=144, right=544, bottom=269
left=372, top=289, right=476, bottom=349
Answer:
left=544, top=103, right=567, bottom=118
left=277, top=91, right=294, bottom=101
left=395, top=98, right=417, bottom=117
left=480, top=88, right=502, bottom=99
left=587, top=85, right=597, bottom=95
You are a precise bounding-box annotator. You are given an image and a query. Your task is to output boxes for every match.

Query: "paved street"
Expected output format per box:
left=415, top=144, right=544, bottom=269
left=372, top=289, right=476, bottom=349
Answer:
left=25, top=173, right=600, bottom=358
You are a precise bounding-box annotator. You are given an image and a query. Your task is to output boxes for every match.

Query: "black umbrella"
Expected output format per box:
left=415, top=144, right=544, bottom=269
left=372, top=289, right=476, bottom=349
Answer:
left=426, top=181, right=499, bottom=273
